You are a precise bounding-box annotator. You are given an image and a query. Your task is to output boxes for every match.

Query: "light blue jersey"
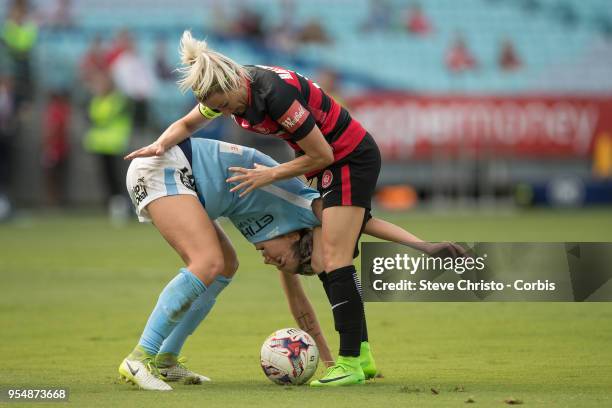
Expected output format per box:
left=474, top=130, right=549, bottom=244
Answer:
left=181, top=138, right=321, bottom=243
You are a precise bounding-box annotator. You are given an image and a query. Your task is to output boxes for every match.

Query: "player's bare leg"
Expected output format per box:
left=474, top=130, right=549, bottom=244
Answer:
left=156, top=221, right=239, bottom=384
left=119, top=195, right=225, bottom=390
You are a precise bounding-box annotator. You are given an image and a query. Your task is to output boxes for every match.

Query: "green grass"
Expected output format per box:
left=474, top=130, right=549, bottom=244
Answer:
left=1, top=209, right=612, bottom=407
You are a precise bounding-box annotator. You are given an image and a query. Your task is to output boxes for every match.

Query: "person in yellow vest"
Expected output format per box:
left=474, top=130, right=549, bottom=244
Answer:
left=2, top=0, right=37, bottom=109
left=84, top=72, right=133, bottom=223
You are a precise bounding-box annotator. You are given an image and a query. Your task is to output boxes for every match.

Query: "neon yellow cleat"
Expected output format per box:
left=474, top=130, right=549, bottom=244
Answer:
left=360, top=341, right=378, bottom=380
left=156, top=353, right=211, bottom=384
left=310, top=356, right=365, bottom=387
left=118, top=346, right=172, bottom=391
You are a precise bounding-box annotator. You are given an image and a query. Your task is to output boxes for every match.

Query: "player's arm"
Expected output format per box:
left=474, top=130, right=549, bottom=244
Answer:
left=364, top=217, right=466, bottom=258
left=124, top=104, right=216, bottom=160
left=310, top=199, right=464, bottom=257
left=268, top=127, right=334, bottom=181
left=227, top=128, right=333, bottom=197
left=278, top=270, right=334, bottom=367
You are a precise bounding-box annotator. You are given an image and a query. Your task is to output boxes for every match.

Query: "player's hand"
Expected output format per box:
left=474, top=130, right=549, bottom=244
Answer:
left=227, top=163, right=277, bottom=197
left=124, top=141, right=166, bottom=160
left=425, top=242, right=468, bottom=259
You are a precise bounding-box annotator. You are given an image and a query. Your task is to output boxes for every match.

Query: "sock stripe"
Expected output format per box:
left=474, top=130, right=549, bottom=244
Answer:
left=352, top=271, right=363, bottom=299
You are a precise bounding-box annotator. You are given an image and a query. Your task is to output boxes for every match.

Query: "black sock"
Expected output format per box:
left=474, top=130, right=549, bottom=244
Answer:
left=327, top=265, right=363, bottom=357
left=318, top=271, right=332, bottom=303
left=320, top=270, right=369, bottom=343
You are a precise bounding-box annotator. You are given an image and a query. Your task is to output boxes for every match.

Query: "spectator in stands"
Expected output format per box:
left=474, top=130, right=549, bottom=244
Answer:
left=105, top=29, right=132, bottom=67
left=230, top=4, right=267, bottom=42
left=267, top=0, right=299, bottom=54
left=79, top=35, right=108, bottom=94
left=40, top=0, right=74, bottom=30
left=445, top=33, right=478, bottom=73
left=109, top=31, right=157, bottom=130
left=209, top=4, right=232, bottom=40
left=498, top=38, right=522, bottom=72
left=360, top=0, right=393, bottom=33
left=268, top=2, right=331, bottom=50
left=83, top=72, right=132, bottom=224
left=298, top=19, right=332, bottom=45
left=42, top=90, right=70, bottom=207
left=404, top=2, right=432, bottom=36
left=316, top=68, right=346, bottom=107
left=0, top=40, right=15, bottom=220
left=1, top=0, right=37, bottom=110
left=154, top=38, right=174, bottom=82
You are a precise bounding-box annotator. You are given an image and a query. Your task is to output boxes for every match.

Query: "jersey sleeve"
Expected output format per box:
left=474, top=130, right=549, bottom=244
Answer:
left=265, top=79, right=316, bottom=142
left=198, top=104, right=222, bottom=120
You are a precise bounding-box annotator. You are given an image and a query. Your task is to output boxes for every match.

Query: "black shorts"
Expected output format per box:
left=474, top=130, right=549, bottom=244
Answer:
left=315, top=132, right=381, bottom=211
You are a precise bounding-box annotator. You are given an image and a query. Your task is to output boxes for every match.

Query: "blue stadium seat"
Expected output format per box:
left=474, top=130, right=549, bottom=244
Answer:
left=24, top=0, right=611, bottom=105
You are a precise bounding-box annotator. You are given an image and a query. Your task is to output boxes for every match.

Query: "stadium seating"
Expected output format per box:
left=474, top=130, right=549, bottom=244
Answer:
left=2, top=0, right=609, bottom=125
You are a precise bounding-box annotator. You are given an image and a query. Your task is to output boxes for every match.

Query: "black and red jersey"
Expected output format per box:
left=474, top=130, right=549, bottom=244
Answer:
left=228, top=65, right=367, bottom=177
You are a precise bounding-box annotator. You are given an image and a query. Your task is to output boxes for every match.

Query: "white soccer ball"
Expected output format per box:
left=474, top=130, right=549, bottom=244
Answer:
left=260, top=328, right=319, bottom=385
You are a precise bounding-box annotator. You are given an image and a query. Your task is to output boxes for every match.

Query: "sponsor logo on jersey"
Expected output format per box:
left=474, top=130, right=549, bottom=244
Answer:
left=237, top=214, right=274, bottom=239
left=219, top=142, right=243, bottom=155
left=280, top=100, right=309, bottom=133
left=321, top=170, right=333, bottom=189
left=133, top=177, right=148, bottom=205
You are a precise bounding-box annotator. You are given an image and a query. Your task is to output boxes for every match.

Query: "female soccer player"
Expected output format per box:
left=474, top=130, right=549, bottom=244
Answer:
left=126, top=31, right=382, bottom=386
left=122, top=137, right=464, bottom=391
left=120, top=136, right=328, bottom=391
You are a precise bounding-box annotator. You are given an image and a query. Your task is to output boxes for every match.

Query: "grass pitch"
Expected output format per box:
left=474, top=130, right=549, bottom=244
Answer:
left=1, top=209, right=612, bottom=407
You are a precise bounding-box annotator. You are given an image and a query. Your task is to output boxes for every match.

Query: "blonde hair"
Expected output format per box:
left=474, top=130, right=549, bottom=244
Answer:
left=177, top=31, right=250, bottom=99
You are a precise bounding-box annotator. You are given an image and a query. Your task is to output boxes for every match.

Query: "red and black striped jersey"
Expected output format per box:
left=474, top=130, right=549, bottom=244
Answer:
left=230, top=65, right=367, bottom=177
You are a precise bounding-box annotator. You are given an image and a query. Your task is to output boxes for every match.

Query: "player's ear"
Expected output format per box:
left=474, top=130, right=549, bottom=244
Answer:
left=286, top=231, right=301, bottom=243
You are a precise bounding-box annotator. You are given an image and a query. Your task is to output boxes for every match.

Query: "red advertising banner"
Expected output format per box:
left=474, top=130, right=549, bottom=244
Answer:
left=347, top=94, right=612, bottom=159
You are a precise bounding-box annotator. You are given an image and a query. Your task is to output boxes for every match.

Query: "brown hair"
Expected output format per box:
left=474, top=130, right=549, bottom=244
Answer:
left=291, top=229, right=315, bottom=276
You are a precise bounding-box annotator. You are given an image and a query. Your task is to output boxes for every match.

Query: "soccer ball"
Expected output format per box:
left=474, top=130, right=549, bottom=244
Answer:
left=260, top=328, right=319, bottom=385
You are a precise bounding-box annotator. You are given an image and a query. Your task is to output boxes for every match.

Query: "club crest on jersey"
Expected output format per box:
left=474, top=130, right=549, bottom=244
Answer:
left=179, top=167, right=196, bottom=191
left=133, top=177, right=148, bottom=205
left=321, top=170, right=333, bottom=189
left=280, top=101, right=309, bottom=132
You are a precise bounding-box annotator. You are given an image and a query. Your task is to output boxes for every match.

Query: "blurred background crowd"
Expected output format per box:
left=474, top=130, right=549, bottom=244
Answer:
left=0, top=0, right=611, bottom=223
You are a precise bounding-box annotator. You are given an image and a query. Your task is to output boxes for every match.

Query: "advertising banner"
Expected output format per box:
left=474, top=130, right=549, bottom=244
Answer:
left=348, top=94, right=612, bottom=159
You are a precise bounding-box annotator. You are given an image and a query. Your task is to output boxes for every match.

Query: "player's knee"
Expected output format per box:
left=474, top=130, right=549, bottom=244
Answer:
left=188, top=258, right=226, bottom=285
left=323, top=257, right=347, bottom=273
left=322, top=249, right=352, bottom=272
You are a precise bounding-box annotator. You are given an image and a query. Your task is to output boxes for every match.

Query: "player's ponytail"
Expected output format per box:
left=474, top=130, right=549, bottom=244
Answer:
left=177, top=30, right=250, bottom=99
